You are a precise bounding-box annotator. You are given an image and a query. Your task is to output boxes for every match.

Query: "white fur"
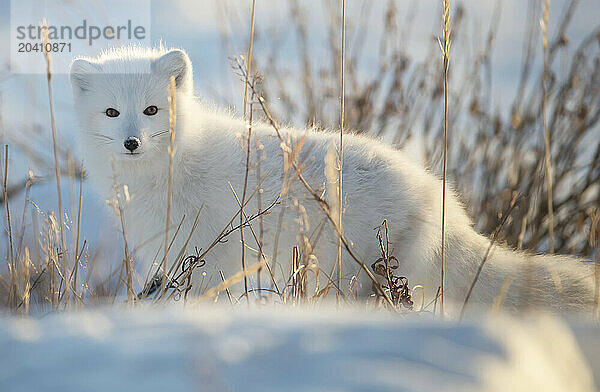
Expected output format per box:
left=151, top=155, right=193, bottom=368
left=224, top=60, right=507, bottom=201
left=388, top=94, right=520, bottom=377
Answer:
left=70, top=47, right=595, bottom=315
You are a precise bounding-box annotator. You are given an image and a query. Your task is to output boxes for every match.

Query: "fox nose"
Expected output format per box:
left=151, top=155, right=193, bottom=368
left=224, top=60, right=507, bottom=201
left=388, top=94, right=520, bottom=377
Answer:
left=124, top=136, right=140, bottom=152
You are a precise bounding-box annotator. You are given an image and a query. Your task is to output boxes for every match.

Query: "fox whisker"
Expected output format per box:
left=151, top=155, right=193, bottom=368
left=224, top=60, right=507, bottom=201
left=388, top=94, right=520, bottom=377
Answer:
left=150, top=130, right=169, bottom=138
left=89, top=133, right=115, bottom=141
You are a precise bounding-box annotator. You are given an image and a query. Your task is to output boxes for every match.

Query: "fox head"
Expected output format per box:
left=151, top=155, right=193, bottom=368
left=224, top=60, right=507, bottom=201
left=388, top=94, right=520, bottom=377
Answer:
left=70, top=47, right=192, bottom=168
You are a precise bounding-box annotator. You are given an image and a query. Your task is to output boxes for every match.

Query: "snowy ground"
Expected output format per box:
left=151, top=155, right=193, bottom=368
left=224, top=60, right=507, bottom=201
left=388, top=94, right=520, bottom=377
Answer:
left=1, top=306, right=598, bottom=392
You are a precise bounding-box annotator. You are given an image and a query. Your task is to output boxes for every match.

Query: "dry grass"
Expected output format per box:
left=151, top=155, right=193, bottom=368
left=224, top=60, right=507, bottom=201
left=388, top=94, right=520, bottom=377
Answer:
left=0, top=1, right=598, bottom=315
left=243, top=0, right=599, bottom=258
left=239, top=0, right=257, bottom=305
left=41, top=21, right=69, bottom=304
left=235, top=57, right=394, bottom=307
left=161, top=76, right=177, bottom=297
left=439, top=0, right=451, bottom=316
left=335, top=0, right=346, bottom=307
left=541, top=0, right=554, bottom=254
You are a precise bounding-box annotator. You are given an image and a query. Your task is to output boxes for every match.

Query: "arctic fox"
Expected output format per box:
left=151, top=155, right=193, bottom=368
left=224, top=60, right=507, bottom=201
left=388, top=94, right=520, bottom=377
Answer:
left=70, top=47, right=595, bottom=314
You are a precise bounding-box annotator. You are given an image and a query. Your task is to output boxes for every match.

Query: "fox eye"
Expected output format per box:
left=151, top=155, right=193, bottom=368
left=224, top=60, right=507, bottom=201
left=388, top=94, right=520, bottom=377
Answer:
left=105, top=108, right=120, bottom=118
left=143, top=105, right=158, bottom=116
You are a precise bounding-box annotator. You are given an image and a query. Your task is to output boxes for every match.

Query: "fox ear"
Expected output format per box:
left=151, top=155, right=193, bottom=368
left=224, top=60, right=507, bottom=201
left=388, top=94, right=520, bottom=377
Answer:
left=152, top=49, right=193, bottom=92
left=70, top=58, right=100, bottom=94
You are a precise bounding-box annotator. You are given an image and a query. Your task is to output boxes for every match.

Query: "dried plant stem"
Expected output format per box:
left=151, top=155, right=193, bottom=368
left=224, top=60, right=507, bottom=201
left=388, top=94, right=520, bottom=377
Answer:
left=243, top=0, right=257, bottom=120
left=593, top=209, right=599, bottom=319
left=111, top=163, right=134, bottom=301
left=3, top=145, right=14, bottom=269
left=541, top=0, right=554, bottom=253
left=220, top=271, right=234, bottom=304
left=255, top=134, right=264, bottom=298
left=596, top=251, right=600, bottom=319
left=2, top=145, right=15, bottom=307
left=16, top=173, right=34, bottom=260
left=22, top=248, right=30, bottom=314
left=595, top=249, right=600, bottom=320
left=41, top=22, right=68, bottom=302
left=240, top=100, right=253, bottom=304
left=460, top=194, right=520, bottom=319
left=336, top=0, right=346, bottom=306
left=239, top=0, right=257, bottom=304
left=439, top=0, right=451, bottom=317
left=200, top=259, right=265, bottom=301
left=72, top=163, right=84, bottom=301
left=228, top=182, right=281, bottom=295
left=156, top=173, right=275, bottom=303
left=162, top=76, right=177, bottom=296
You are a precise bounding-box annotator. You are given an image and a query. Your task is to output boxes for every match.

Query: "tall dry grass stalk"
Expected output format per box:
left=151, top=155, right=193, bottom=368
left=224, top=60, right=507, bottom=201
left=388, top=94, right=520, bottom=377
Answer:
left=593, top=209, right=600, bottom=319
left=72, top=163, right=84, bottom=301
left=243, top=0, right=257, bottom=120
left=162, top=76, right=177, bottom=296
left=41, top=21, right=68, bottom=302
left=439, top=0, right=451, bottom=316
left=239, top=0, right=257, bottom=304
left=111, top=163, right=134, bottom=302
left=2, top=145, right=15, bottom=306
left=541, top=0, right=554, bottom=254
left=22, top=248, right=31, bottom=313
left=3, top=146, right=14, bottom=271
left=336, top=0, right=346, bottom=305
left=239, top=106, right=254, bottom=304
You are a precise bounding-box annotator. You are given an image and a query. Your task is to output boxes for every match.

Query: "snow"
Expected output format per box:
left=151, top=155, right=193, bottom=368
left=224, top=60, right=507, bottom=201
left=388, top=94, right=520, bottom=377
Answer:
left=1, top=306, right=598, bottom=391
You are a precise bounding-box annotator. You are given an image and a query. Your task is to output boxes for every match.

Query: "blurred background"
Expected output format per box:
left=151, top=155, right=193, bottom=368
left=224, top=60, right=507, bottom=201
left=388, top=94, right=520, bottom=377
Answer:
left=0, top=0, right=598, bottom=301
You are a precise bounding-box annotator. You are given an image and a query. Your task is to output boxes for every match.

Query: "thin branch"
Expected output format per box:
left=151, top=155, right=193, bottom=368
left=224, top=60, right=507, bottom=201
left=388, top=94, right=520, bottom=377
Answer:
left=460, top=194, right=521, bottom=319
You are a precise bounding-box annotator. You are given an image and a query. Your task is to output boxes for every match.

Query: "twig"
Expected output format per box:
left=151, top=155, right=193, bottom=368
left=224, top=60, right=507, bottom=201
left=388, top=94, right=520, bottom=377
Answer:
left=460, top=193, right=521, bottom=319
left=371, top=220, right=414, bottom=309
left=155, top=174, right=275, bottom=304
left=220, top=196, right=280, bottom=240
left=16, top=267, right=46, bottom=310
left=220, top=270, right=234, bottom=305
left=228, top=182, right=281, bottom=296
